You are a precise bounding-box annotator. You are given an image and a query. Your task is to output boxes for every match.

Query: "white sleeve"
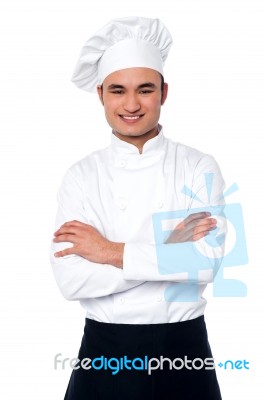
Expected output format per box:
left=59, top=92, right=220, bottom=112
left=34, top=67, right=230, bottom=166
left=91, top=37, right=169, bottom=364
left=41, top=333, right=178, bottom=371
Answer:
left=50, top=168, right=144, bottom=301
left=123, top=155, right=226, bottom=284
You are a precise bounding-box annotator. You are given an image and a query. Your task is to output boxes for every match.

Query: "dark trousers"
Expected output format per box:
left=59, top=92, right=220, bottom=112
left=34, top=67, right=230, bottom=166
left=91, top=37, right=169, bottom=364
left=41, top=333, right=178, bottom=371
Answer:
left=64, top=316, right=222, bottom=400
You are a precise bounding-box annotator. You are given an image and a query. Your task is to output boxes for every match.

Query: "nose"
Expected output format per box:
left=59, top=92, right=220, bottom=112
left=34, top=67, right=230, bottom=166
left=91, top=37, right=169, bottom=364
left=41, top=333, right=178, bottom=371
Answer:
left=123, top=94, right=141, bottom=113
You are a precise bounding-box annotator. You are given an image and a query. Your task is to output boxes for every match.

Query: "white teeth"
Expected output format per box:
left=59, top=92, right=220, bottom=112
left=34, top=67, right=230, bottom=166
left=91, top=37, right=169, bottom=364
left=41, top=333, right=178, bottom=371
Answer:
left=122, top=116, right=140, bottom=120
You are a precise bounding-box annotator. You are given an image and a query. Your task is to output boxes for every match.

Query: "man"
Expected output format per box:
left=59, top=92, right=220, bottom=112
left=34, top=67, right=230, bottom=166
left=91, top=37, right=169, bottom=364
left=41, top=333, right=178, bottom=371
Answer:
left=51, top=16, right=224, bottom=399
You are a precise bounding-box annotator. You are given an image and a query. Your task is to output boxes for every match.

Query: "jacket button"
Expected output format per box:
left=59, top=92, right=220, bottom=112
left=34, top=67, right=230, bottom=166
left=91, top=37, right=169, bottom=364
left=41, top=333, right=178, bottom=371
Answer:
left=119, top=297, right=125, bottom=304
left=156, top=296, right=162, bottom=302
left=157, top=201, right=163, bottom=208
left=119, top=160, right=126, bottom=168
left=119, top=200, right=127, bottom=210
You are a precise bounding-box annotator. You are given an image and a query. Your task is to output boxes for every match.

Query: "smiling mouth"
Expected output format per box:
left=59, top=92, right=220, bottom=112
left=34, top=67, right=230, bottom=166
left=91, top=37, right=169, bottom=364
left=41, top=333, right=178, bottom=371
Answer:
left=119, top=115, right=144, bottom=121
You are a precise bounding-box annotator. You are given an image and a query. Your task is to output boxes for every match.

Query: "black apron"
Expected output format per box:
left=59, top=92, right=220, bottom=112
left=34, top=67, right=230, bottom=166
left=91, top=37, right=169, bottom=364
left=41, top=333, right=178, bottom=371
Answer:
left=64, top=315, right=222, bottom=400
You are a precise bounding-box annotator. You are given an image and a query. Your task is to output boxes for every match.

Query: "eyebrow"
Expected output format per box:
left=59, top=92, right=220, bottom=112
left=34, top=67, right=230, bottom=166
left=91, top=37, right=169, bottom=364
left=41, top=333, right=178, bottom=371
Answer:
left=107, top=82, right=157, bottom=90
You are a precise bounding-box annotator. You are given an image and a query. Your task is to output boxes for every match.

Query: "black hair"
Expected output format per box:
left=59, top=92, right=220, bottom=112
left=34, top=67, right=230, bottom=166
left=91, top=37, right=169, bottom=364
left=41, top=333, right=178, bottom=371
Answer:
left=160, top=73, right=165, bottom=93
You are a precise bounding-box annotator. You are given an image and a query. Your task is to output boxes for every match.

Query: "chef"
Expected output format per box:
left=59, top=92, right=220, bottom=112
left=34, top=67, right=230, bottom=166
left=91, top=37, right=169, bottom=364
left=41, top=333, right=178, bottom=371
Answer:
left=51, top=16, right=224, bottom=400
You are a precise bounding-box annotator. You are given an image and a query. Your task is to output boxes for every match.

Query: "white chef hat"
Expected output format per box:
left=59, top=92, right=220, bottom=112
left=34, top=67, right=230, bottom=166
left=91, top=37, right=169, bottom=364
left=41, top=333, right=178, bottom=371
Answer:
left=71, top=16, right=173, bottom=93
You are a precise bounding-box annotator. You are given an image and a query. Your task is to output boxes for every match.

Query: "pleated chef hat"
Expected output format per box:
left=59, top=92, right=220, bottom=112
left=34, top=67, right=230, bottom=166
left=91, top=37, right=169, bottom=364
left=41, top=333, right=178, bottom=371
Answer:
left=71, top=16, right=173, bottom=93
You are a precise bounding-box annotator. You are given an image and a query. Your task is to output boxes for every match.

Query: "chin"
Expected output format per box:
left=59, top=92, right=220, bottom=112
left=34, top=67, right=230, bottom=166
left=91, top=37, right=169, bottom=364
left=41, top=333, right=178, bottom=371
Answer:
left=114, top=127, right=143, bottom=136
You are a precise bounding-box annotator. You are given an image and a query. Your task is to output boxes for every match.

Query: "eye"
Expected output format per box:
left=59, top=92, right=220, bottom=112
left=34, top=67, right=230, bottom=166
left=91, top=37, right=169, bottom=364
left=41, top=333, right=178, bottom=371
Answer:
left=139, top=90, right=154, bottom=95
left=110, top=90, right=124, bottom=95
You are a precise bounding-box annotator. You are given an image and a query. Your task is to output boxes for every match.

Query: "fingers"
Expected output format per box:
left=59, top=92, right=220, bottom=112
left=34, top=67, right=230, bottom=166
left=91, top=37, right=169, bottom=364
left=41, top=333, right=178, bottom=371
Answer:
left=54, top=220, right=85, bottom=236
left=191, top=217, right=216, bottom=240
left=193, top=218, right=216, bottom=233
left=192, top=231, right=208, bottom=241
left=53, top=234, right=76, bottom=243
left=53, top=222, right=80, bottom=257
left=192, top=225, right=216, bottom=241
left=174, top=212, right=213, bottom=231
left=184, top=212, right=211, bottom=224
left=178, top=214, right=216, bottom=235
left=184, top=212, right=216, bottom=233
left=54, top=247, right=75, bottom=258
left=167, top=213, right=217, bottom=243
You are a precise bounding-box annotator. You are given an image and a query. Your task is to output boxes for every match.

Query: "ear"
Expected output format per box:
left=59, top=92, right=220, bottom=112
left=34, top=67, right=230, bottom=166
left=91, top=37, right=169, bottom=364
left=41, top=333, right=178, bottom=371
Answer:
left=97, top=85, right=104, bottom=105
left=161, top=83, right=168, bottom=105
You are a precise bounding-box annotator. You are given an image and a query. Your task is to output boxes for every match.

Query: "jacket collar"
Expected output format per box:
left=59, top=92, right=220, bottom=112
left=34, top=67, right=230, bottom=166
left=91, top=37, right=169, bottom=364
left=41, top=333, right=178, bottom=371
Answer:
left=111, top=124, right=165, bottom=156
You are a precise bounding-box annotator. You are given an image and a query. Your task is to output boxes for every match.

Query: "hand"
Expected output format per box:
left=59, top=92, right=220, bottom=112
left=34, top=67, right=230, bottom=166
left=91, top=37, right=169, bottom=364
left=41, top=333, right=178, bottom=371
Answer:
left=53, top=220, right=124, bottom=268
left=165, top=212, right=217, bottom=244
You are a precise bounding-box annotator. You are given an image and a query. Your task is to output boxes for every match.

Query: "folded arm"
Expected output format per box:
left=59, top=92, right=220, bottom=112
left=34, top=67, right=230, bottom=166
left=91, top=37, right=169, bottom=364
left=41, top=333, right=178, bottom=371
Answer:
left=50, top=168, right=144, bottom=301
left=122, top=155, right=226, bottom=284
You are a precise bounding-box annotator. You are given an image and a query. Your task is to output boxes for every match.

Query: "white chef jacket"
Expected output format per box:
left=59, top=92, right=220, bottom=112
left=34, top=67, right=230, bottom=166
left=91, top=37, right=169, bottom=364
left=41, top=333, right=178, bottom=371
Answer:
left=50, top=126, right=225, bottom=324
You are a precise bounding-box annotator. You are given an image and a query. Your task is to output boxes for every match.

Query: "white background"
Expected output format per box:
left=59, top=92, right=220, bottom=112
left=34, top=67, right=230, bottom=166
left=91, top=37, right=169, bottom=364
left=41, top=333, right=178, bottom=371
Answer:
left=0, top=0, right=265, bottom=398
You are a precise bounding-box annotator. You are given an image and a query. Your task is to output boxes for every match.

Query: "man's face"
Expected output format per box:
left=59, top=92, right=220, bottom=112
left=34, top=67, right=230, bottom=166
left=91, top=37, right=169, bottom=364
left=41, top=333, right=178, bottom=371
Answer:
left=97, top=67, right=168, bottom=141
